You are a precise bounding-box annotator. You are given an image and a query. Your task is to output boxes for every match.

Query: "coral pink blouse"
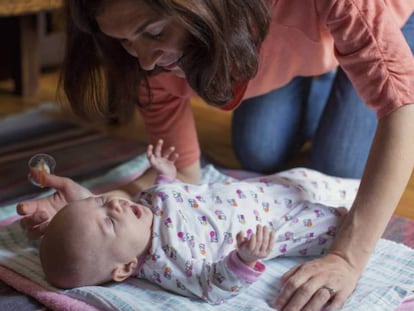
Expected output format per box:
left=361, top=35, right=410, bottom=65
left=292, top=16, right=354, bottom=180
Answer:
left=138, top=0, right=414, bottom=168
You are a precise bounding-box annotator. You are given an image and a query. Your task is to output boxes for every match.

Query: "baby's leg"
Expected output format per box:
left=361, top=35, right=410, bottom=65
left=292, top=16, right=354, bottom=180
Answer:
left=268, top=201, right=345, bottom=258
left=272, top=168, right=360, bottom=208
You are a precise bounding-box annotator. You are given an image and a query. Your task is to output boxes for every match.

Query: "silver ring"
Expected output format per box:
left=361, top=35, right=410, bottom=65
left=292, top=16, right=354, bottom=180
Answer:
left=321, top=286, right=336, bottom=298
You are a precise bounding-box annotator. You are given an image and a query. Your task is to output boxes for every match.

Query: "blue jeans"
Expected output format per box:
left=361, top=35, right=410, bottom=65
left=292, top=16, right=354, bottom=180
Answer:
left=232, top=13, right=414, bottom=178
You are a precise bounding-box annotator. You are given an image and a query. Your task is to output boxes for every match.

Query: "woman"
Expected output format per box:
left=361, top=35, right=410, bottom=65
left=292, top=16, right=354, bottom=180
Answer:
left=18, top=0, right=414, bottom=310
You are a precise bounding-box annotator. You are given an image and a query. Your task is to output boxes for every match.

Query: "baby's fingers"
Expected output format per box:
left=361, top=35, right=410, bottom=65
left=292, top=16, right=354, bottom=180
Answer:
left=254, top=225, right=274, bottom=255
left=264, top=227, right=275, bottom=254
left=236, top=231, right=244, bottom=247
left=154, top=139, right=164, bottom=157
left=247, top=232, right=257, bottom=251
left=146, top=144, right=154, bottom=158
left=16, top=202, right=36, bottom=216
left=20, top=210, right=49, bottom=230
left=163, top=146, right=179, bottom=162
left=26, top=221, right=49, bottom=240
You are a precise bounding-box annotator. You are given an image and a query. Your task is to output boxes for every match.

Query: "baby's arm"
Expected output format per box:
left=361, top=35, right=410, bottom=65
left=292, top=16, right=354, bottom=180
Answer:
left=196, top=225, right=274, bottom=304
left=146, top=139, right=179, bottom=183
left=236, top=224, right=274, bottom=267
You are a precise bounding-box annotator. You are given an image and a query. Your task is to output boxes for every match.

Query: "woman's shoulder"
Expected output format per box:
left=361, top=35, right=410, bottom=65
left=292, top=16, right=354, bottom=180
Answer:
left=272, top=0, right=413, bottom=29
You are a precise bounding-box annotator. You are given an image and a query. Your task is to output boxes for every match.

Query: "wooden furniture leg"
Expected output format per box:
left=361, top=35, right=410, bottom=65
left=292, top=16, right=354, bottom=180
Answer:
left=12, top=14, right=39, bottom=98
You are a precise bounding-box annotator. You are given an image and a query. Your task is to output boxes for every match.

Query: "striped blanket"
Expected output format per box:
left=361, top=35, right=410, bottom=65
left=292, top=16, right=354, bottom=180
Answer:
left=0, top=155, right=413, bottom=311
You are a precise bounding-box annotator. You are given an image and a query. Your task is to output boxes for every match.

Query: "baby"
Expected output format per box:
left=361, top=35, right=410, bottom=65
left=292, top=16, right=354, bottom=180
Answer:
left=40, top=140, right=353, bottom=305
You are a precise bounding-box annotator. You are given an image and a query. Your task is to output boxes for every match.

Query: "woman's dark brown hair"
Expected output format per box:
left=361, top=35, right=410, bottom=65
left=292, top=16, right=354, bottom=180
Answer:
left=60, top=0, right=272, bottom=122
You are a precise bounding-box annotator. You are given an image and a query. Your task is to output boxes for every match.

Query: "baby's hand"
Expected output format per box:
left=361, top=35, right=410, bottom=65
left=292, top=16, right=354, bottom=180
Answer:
left=236, top=225, right=274, bottom=268
left=17, top=174, right=93, bottom=239
left=146, top=139, right=179, bottom=180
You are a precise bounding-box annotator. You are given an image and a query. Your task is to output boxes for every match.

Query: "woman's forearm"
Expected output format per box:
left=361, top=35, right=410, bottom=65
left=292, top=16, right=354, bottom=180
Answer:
left=329, top=104, right=414, bottom=271
left=176, top=160, right=201, bottom=183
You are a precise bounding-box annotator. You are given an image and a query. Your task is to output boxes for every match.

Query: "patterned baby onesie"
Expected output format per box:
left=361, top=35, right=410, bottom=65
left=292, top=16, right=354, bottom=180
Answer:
left=135, top=168, right=359, bottom=304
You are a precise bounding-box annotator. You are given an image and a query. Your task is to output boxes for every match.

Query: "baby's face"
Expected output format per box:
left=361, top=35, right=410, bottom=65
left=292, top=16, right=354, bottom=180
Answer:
left=64, top=196, right=154, bottom=264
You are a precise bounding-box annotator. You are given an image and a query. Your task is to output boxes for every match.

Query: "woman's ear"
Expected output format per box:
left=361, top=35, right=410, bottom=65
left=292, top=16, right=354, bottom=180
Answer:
left=112, top=258, right=138, bottom=282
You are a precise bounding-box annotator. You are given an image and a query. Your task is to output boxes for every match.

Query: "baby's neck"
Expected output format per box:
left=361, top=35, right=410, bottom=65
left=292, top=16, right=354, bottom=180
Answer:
left=135, top=239, right=152, bottom=275
left=139, top=221, right=153, bottom=261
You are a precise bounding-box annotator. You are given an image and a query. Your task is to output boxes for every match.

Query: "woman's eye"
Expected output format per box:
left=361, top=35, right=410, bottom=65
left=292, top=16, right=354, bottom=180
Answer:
left=151, top=31, right=163, bottom=39
left=146, top=28, right=164, bottom=39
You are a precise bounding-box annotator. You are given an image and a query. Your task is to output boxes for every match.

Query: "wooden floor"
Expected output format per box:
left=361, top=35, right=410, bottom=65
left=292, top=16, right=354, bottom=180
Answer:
left=1, top=69, right=413, bottom=219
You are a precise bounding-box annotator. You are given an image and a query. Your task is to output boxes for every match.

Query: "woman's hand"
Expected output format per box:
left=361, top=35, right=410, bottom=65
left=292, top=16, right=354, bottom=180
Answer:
left=236, top=225, right=274, bottom=267
left=17, top=172, right=93, bottom=240
left=147, top=139, right=179, bottom=180
left=273, top=253, right=359, bottom=310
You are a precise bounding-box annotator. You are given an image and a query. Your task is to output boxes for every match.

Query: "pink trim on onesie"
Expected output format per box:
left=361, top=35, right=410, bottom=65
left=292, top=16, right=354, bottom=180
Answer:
left=226, top=250, right=265, bottom=284
left=155, top=174, right=178, bottom=184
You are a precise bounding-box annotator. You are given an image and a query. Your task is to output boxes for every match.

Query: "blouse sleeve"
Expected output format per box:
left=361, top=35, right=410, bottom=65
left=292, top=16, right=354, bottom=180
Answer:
left=137, top=72, right=200, bottom=168
left=316, top=0, right=414, bottom=118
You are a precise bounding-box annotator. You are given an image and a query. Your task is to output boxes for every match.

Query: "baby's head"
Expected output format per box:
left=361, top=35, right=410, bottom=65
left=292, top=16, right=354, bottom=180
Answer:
left=40, top=196, right=154, bottom=288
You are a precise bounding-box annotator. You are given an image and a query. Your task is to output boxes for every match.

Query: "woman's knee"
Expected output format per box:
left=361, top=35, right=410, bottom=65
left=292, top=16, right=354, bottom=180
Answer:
left=232, top=78, right=307, bottom=173
left=232, top=105, right=300, bottom=172
left=311, top=69, right=377, bottom=179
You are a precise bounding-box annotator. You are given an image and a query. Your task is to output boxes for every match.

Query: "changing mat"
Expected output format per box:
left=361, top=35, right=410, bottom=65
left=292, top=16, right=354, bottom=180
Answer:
left=0, top=155, right=413, bottom=311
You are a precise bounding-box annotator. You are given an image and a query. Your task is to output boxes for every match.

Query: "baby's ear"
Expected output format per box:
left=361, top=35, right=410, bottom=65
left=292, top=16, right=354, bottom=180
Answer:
left=112, top=258, right=138, bottom=282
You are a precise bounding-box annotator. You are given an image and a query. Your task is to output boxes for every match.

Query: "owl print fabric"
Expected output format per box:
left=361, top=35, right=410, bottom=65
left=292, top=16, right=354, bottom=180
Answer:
left=136, top=168, right=359, bottom=304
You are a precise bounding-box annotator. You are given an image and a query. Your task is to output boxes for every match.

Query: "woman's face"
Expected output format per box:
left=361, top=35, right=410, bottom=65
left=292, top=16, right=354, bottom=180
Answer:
left=96, top=0, right=189, bottom=77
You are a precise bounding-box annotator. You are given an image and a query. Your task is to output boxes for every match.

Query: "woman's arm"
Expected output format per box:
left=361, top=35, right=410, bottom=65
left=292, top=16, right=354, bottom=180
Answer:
left=273, top=2, right=414, bottom=309
left=17, top=142, right=200, bottom=239
left=274, top=103, right=414, bottom=311
left=331, top=103, right=414, bottom=271
left=17, top=174, right=94, bottom=239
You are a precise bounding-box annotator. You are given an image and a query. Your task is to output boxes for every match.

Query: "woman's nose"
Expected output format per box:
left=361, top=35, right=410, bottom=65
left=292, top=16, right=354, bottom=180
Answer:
left=137, top=49, right=163, bottom=71
left=130, top=40, right=163, bottom=71
left=123, top=39, right=163, bottom=71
